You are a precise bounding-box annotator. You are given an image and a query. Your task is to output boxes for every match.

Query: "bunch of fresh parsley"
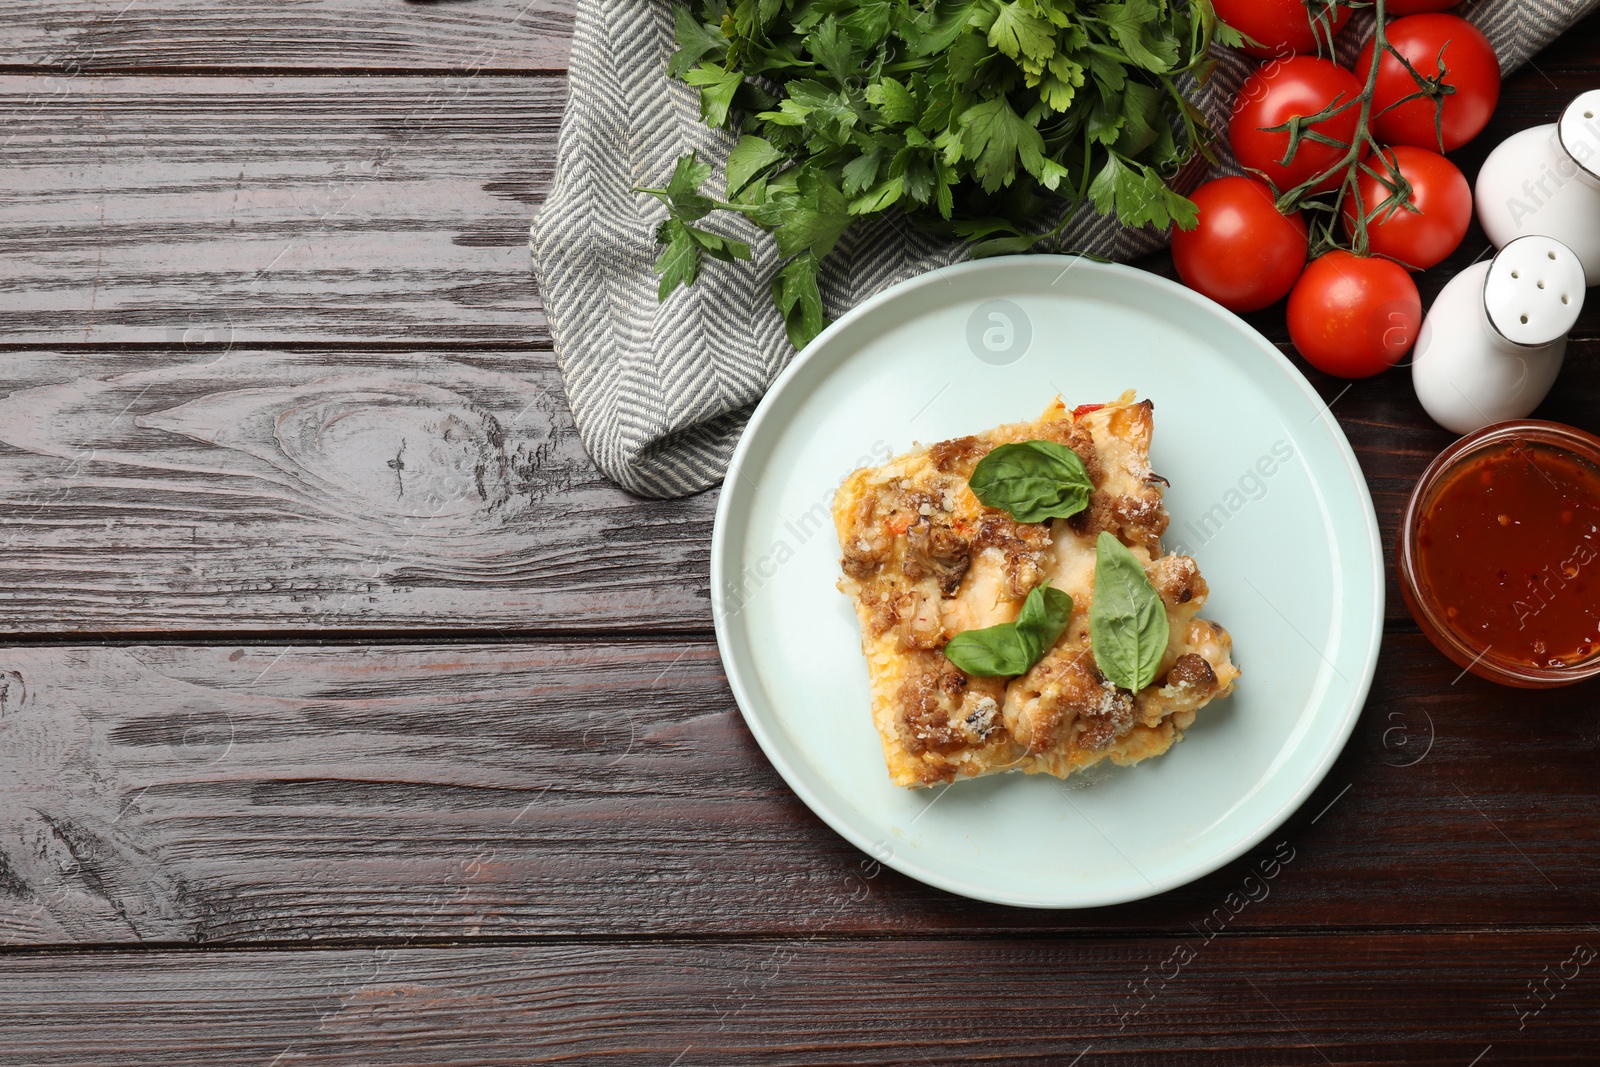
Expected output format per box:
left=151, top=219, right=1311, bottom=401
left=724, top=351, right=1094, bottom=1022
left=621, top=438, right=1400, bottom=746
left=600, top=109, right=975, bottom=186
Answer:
left=637, top=0, right=1235, bottom=348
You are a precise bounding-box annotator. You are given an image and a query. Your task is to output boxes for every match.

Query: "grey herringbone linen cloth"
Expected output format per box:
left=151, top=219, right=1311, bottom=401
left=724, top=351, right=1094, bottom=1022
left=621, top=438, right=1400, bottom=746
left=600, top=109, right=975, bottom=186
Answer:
left=531, top=0, right=1598, bottom=498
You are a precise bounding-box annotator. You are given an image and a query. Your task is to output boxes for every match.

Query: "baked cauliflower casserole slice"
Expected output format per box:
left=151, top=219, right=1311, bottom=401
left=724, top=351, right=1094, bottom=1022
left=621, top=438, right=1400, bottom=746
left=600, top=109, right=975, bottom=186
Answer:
left=833, top=391, right=1240, bottom=788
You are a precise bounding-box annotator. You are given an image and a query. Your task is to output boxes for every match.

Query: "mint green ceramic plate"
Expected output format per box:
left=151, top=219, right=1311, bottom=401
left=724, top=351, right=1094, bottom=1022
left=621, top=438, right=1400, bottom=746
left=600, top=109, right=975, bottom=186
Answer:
left=711, top=256, right=1382, bottom=908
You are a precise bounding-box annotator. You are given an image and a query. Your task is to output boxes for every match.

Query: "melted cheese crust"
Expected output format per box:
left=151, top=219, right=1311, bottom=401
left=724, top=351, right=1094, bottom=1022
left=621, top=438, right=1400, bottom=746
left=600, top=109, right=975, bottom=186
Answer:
left=833, top=392, right=1240, bottom=788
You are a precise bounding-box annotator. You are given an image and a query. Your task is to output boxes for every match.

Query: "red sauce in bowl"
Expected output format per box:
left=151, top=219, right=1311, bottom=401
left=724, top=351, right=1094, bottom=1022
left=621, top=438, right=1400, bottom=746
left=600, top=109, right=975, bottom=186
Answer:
left=1416, top=442, right=1600, bottom=668
left=1399, top=421, right=1600, bottom=687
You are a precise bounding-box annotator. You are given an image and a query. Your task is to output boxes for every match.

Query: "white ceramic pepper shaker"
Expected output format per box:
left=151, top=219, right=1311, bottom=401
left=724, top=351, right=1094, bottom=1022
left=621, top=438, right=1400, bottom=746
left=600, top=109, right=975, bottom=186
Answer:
left=1476, top=89, right=1600, bottom=285
left=1412, top=235, right=1587, bottom=434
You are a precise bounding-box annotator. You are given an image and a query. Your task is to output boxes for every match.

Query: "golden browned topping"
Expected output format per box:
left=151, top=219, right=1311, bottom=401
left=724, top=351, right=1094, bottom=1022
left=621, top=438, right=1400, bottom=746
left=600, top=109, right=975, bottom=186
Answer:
left=1108, top=399, right=1154, bottom=445
left=1007, top=646, right=1105, bottom=754
left=1066, top=493, right=1167, bottom=554
left=1163, top=653, right=1218, bottom=694
left=1112, top=494, right=1169, bottom=553
left=897, top=655, right=1009, bottom=759
left=972, top=513, right=1053, bottom=599
left=881, top=582, right=942, bottom=650
left=903, top=518, right=972, bottom=595
left=971, top=512, right=1049, bottom=552
left=1150, top=554, right=1206, bottom=608
left=840, top=488, right=891, bottom=579
left=1064, top=419, right=1105, bottom=487
left=1066, top=494, right=1116, bottom=540
left=863, top=590, right=899, bottom=637
left=928, top=435, right=989, bottom=473
left=939, top=663, right=968, bottom=699
left=899, top=686, right=964, bottom=757
left=1076, top=682, right=1137, bottom=751
left=842, top=544, right=883, bottom=580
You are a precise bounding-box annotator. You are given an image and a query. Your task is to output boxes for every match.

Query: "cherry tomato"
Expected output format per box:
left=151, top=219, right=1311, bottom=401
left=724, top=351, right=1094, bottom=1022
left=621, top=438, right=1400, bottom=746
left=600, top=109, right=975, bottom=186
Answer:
left=1340, top=145, right=1471, bottom=269
left=1386, top=0, right=1460, bottom=11
left=1212, top=0, right=1351, bottom=58
left=1288, top=251, right=1422, bottom=377
left=1173, top=177, right=1309, bottom=312
left=1357, top=14, right=1501, bottom=151
left=1230, top=57, right=1364, bottom=193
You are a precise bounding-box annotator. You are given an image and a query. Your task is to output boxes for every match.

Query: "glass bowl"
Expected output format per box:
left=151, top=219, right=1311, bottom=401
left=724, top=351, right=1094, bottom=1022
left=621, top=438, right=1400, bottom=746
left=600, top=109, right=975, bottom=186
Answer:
left=1397, top=420, right=1600, bottom=689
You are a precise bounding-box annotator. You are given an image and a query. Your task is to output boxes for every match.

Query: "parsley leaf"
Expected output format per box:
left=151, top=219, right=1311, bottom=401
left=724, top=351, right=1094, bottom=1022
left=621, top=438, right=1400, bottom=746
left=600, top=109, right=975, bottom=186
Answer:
left=804, top=17, right=859, bottom=84
left=769, top=167, right=853, bottom=258
left=635, top=153, right=716, bottom=222
left=842, top=149, right=883, bottom=196
left=984, top=1, right=1057, bottom=71
left=725, top=135, right=786, bottom=197
left=638, top=154, right=753, bottom=299
left=902, top=0, right=980, bottom=56
left=1088, top=152, right=1197, bottom=230
left=959, top=95, right=1047, bottom=193
left=684, top=63, right=744, bottom=128
left=669, top=7, right=728, bottom=78
left=650, top=218, right=752, bottom=301
left=1094, top=0, right=1179, bottom=74
left=646, top=0, right=1212, bottom=348
left=865, top=76, right=918, bottom=125
left=772, top=252, right=828, bottom=349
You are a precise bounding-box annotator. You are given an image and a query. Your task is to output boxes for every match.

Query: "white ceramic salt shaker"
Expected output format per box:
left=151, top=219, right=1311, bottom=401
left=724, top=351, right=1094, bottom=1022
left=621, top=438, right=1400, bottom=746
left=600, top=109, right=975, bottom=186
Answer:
left=1413, top=236, right=1587, bottom=435
left=1476, top=89, right=1600, bottom=285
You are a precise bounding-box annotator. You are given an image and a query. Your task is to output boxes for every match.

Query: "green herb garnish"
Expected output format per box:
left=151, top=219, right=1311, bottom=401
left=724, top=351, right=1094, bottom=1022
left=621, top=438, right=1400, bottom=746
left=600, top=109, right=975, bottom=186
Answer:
left=968, top=439, right=1094, bottom=522
left=644, top=0, right=1229, bottom=348
left=1088, top=530, right=1168, bottom=691
left=944, top=581, right=1073, bottom=677
left=635, top=154, right=755, bottom=301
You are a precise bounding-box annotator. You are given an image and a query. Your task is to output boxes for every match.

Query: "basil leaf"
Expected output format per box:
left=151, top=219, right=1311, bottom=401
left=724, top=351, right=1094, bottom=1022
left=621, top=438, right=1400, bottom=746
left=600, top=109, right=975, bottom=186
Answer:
left=1089, top=531, right=1169, bottom=692
left=968, top=440, right=1094, bottom=523
left=944, top=582, right=1073, bottom=677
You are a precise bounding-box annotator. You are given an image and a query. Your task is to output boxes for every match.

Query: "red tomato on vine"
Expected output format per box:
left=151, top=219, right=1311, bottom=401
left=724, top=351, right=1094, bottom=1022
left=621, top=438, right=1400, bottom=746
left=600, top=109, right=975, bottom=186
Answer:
left=1173, top=178, right=1310, bottom=312
left=1357, top=14, right=1501, bottom=152
left=1211, top=0, right=1351, bottom=58
left=1288, top=252, right=1423, bottom=378
left=1341, top=146, right=1471, bottom=269
left=1230, top=57, right=1364, bottom=194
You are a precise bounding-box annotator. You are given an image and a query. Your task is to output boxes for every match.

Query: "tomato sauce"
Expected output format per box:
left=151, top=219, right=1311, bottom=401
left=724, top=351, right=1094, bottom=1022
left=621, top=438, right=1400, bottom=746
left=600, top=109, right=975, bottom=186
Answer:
left=1416, top=440, right=1600, bottom=670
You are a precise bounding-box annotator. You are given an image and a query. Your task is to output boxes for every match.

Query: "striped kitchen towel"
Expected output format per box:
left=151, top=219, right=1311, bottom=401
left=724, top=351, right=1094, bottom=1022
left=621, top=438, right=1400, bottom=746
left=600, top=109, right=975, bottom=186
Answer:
left=530, top=0, right=1599, bottom=498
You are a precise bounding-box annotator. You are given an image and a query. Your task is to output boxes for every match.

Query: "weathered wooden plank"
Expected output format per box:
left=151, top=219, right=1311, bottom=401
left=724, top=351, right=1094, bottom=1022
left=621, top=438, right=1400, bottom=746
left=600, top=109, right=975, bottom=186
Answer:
left=0, top=636, right=1592, bottom=946
left=0, top=349, right=712, bottom=632
left=1, top=934, right=1596, bottom=1064
left=0, top=76, right=562, bottom=346
left=0, top=0, right=574, bottom=73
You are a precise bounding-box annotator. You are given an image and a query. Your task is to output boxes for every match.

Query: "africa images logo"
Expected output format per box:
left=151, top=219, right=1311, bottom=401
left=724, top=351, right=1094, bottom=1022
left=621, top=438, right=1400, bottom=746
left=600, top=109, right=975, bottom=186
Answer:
left=966, top=300, right=1033, bottom=366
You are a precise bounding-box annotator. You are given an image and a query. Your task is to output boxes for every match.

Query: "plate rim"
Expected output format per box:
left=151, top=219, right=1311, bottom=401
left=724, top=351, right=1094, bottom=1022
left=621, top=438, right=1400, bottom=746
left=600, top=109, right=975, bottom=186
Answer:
left=710, top=254, right=1385, bottom=909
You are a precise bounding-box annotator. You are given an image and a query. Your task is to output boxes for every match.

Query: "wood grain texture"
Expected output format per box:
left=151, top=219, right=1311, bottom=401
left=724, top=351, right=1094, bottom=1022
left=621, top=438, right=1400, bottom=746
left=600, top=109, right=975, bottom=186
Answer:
left=0, top=0, right=574, bottom=73
left=0, top=636, right=1592, bottom=945
left=0, top=76, right=561, bottom=345
left=2, top=934, right=1598, bottom=1064
left=0, top=348, right=713, bottom=632
left=0, top=9, right=1596, bottom=1065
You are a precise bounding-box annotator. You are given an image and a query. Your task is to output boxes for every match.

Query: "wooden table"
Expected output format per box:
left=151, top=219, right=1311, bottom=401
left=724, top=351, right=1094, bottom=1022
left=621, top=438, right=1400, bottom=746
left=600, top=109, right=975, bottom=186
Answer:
left=1, top=3, right=1597, bottom=1062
